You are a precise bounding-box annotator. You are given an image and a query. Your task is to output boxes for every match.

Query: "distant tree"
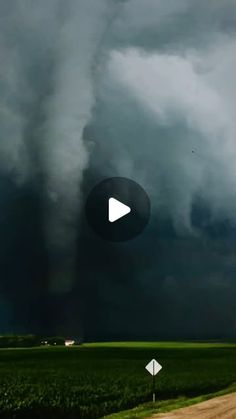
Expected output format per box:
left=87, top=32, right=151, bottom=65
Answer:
left=0, top=335, right=41, bottom=348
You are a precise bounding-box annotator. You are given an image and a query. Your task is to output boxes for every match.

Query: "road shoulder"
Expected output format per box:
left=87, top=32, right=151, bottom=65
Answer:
left=151, top=391, right=236, bottom=418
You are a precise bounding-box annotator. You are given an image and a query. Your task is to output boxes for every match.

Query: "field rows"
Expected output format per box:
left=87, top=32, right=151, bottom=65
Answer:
left=0, top=343, right=236, bottom=418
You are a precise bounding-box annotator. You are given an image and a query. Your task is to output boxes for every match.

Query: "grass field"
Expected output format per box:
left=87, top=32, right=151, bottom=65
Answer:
left=0, top=342, right=236, bottom=418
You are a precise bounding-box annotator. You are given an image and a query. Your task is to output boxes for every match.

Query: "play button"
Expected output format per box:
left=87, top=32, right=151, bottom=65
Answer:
left=85, top=177, right=150, bottom=241
left=108, top=198, right=131, bottom=223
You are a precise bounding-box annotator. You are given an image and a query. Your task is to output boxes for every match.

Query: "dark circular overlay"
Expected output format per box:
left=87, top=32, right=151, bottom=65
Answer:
left=85, top=177, right=151, bottom=242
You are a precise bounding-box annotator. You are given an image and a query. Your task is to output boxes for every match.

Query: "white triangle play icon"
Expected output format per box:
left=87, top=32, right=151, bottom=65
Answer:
left=108, top=197, right=131, bottom=223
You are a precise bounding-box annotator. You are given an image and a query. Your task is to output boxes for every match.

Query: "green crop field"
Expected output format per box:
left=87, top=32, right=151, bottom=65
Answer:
left=0, top=342, right=236, bottom=418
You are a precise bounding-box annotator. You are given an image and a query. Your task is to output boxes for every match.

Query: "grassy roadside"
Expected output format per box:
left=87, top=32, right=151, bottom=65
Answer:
left=84, top=341, right=236, bottom=349
left=104, top=383, right=236, bottom=419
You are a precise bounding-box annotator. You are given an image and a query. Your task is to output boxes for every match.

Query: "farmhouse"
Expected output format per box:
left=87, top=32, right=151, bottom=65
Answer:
left=65, top=339, right=75, bottom=347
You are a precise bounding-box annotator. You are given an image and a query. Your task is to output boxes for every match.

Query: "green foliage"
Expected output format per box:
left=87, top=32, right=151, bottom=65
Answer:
left=46, top=336, right=66, bottom=346
left=0, top=335, right=67, bottom=348
left=0, top=343, right=236, bottom=418
left=0, top=335, right=41, bottom=348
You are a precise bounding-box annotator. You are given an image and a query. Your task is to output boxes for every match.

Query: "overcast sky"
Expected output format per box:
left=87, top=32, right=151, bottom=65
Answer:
left=1, top=0, right=236, bottom=339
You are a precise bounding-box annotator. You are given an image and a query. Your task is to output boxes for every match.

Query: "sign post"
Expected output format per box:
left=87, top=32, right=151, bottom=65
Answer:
left=145, top=359, right=162, bottom=403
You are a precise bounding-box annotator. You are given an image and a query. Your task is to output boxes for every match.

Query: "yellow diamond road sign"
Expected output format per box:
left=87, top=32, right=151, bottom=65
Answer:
left=145, top=359, right=162, bottom=376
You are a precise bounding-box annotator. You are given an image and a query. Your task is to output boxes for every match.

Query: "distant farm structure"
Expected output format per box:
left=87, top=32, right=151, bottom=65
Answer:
left=65, top=340, right=75, bottom=347
left=0, top=335, right=82, bottom=348
left=41, top=337, right=81, bottom=347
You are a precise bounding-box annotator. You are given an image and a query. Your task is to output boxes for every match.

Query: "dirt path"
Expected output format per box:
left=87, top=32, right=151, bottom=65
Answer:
left=151, top=392, right=236, bottom=418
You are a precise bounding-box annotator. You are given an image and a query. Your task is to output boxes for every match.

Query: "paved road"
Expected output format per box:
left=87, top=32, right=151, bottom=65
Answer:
left=151, top=392, right=236, bottom=418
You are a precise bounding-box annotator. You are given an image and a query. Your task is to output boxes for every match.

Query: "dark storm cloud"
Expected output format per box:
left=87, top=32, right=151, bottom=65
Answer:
left=1, top=0, right=236, bottom=339
left=82, top=0, right=236, bottom=339
left=112, top=0, right=236, bottom=51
